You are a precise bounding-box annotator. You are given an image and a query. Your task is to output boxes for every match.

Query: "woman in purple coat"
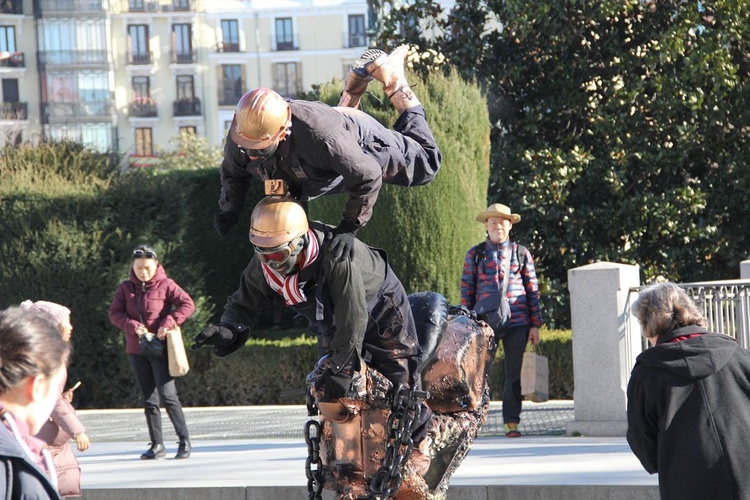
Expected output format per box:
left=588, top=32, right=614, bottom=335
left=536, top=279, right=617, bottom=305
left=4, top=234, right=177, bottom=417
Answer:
left=109, top=245, right=195, bottom=460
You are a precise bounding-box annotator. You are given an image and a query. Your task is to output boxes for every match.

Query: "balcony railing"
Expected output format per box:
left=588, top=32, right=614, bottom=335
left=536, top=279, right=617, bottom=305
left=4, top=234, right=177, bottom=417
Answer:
left=0, top=0, right=22, bottom=14
left=345, top=33, right=367, bottom=48
left=36, top=0, right=104, bottom=15
left=127, top=51, right=153, bottom=65
left=171, top=50, right=195, bottom=64
left=217, top=42, right=240, bottom=53
left=218, top=90, right=244, bottom=106
left=38, top=50, right=108, bottom=66
left=0, top=52, right=24, bottom=68
left=42, top=101, right=113, bottom=120
left=0, top=102, right=27, bottom=120
left=272, top=34, right=299, bottom=51
left=173, top=97, right=201, bottom=116
left=128, top=99, right=157, bottom=117
left=124, top=0, right=193, bottom=12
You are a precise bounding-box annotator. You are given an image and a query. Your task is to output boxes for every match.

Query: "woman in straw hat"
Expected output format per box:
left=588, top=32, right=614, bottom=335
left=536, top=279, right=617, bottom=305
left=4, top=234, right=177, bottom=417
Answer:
left=460, top=203, right=543, bottom=437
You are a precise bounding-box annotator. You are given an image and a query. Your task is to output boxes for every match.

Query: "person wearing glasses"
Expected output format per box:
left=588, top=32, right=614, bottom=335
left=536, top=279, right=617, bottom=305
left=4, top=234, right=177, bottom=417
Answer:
left=213, top=45, right=442, bottom=262
left=0, top=306, right=71, bottom=499
left=108, top=245, right=195, bottom=461
left=193, top=196, right=432, bottom=477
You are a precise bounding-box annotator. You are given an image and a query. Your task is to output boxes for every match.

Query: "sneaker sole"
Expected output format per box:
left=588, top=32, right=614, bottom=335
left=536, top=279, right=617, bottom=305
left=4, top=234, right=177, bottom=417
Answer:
left=351, top=49, right=387, bottom=77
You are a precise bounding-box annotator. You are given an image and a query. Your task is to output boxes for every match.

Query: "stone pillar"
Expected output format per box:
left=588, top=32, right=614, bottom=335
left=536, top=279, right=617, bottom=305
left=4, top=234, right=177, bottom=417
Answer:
left=740, top=259, right=750, bottom=279
left=566, top=262, right=640, bottom=437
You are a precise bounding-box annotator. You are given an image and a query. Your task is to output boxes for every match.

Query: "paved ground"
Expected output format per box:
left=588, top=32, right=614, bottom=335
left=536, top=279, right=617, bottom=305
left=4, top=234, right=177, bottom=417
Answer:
left=73, top=400, right=659, bottom=498
left=77, top=400, right=575, bottom=442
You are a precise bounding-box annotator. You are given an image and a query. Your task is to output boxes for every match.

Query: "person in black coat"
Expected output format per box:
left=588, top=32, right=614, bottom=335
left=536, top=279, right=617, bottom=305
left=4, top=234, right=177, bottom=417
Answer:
left=627, top=282, right=750, bottom=500
left=213, top=45, right=441, bottom=261
left=194, top=197, right=430, bottom=450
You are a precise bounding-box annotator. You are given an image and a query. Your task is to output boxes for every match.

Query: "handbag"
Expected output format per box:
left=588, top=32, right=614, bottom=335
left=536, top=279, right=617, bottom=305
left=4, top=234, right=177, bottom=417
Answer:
left=474, top=246, right=512, bottom=330
left=166, top=326, right=190, bottom=377
left=138, top=333, right=165, bottom=359
left=521, top=344, right=549, bottom=402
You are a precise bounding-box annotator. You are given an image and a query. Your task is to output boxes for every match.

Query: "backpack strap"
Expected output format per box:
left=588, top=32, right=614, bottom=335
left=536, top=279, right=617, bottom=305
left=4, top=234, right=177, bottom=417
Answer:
left=472, top=243, right=485, bottom=268
left=516, top=244, right=526, bottom=271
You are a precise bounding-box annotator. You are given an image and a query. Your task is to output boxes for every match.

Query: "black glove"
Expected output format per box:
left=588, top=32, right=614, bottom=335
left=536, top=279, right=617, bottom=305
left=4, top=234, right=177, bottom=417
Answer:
left=325, top=220, right=360, bottom=262
left=191, top=323, right=249, bottom=358
left=213, top=210, right=239, bottom=238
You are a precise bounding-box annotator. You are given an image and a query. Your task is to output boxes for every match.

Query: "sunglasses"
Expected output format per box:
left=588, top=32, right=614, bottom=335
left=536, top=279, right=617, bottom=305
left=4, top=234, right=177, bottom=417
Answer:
left=133, top=249, right=158, bottom=260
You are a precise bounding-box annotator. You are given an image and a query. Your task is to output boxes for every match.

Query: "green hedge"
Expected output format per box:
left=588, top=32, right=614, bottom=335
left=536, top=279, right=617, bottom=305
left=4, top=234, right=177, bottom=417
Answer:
left=174, top=328, right=573, bottom=406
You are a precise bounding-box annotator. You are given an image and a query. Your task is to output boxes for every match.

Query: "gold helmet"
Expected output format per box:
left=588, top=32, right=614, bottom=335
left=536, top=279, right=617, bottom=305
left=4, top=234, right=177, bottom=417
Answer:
left=230, top=88, right=292, bottom=150
left=249, top=196, right=308, bottom=249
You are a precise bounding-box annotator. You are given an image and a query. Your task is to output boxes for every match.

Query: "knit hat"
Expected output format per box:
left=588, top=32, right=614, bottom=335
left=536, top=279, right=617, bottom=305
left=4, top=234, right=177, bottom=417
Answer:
left=19, top=300, right=71, bottom=327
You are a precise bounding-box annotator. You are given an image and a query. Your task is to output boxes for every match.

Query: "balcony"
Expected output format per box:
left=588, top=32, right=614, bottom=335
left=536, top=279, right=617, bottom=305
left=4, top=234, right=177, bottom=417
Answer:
left=0, top=52, right=24, bottom=68
left=42, top=101, right=114, bottom=122
left=35, top=0, right=104, bottom=16
left=218, top=90, right=244, bottom=106
left=0, top=0, right=22, bottom=14
left=38, top=50, right=108, bottom=67
left=0, top=102, right=27, bottom=120
left=272, top=34, right=299, bottom=51
left=217, top=42, right=240, bottom=53
left=171, top=50, right=195, bottom=64
left=127, top=51, right=153, bottom=65
left=173, top=97, right=200, bottom=116
left=128, top=98, right=157, bottom=117
left=124, top=0, right=193, bottom=12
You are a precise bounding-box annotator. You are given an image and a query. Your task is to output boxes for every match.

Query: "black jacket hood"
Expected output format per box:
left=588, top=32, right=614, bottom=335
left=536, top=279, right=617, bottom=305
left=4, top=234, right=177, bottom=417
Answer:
left=635, top=326, right=739, bottom=381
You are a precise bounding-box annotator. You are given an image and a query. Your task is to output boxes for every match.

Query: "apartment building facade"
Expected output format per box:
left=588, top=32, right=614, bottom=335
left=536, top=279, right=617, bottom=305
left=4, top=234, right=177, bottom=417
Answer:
left=0, top=0, right=373, bottom=162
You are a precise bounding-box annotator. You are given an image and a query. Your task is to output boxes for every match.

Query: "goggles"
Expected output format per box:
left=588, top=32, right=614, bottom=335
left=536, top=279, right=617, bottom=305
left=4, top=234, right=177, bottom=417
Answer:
left=241, top=141, right=279, bottom=159
left=133, top=249, right=157, bottom=260
left=254, top=236, right=305, bottom=267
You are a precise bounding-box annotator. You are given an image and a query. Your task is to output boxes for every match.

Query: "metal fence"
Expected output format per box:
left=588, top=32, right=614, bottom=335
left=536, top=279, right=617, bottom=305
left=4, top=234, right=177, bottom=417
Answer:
left=626, top=280, right=750, bottom=354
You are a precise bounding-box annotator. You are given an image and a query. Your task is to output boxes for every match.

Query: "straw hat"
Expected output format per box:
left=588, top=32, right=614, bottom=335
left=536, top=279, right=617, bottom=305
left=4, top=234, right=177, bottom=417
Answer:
left=476, top=203, right=521, bottom=224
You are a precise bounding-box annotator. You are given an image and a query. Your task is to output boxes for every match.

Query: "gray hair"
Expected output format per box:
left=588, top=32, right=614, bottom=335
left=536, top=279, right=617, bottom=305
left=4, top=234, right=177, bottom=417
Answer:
left=633, top=282, right=707, bottom=339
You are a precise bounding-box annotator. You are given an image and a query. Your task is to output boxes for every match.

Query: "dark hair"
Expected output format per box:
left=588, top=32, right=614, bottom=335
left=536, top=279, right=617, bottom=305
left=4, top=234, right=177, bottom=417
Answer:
left=132, top=244, right=158, bottom=261
left=0, top=307, right=71, bottom=394
left=633, top=282, right=707, bottom=339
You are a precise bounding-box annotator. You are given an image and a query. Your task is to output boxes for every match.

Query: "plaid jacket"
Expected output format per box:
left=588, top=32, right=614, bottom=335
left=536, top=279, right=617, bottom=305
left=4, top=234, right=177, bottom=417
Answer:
left=460, top=239, right=543, bottom=329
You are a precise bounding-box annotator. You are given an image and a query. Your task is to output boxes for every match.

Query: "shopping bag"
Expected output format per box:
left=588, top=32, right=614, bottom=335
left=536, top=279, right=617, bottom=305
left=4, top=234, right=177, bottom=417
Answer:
left=166, top=326, right=190, bottom=377
left=521, top=347, right=548, bottom=402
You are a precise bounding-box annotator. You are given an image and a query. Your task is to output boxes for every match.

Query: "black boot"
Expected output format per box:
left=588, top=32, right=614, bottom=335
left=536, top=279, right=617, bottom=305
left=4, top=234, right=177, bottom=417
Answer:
left=175, top=439, right=191, bottom=459
left=140, top=442, right=166, bottom=460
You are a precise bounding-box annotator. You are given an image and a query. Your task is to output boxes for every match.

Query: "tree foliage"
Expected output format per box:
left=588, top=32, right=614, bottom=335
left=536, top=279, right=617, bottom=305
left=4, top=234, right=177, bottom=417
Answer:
left=373, top=0, right=750, bottom=327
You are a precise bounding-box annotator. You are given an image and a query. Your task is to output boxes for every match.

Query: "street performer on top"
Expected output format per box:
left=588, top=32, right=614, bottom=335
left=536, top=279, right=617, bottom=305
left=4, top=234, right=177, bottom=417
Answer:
left=213, top=45, right=442, bottom=260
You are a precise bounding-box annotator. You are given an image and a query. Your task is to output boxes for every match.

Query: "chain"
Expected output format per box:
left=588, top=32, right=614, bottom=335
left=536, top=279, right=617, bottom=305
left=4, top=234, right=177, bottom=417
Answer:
left=304, top=419, right=324, bottom=500
left=364, top=384, right=428, bottom=500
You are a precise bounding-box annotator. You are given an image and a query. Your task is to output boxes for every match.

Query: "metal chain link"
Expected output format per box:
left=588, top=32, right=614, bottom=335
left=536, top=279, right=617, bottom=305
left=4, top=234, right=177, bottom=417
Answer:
left=304, top=419, right=324, bottom=500
left=363, top=384, right=428, bottom=500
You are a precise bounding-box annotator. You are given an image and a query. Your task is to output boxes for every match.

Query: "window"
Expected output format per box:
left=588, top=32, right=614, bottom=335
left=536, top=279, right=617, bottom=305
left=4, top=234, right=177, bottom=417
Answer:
left=128, top=25, right=150, bottom=64
left=176, top=75, right=195, bottom=100
left=172, top=24, right=193, bottom=63
left=0, top=26, right=16, bottom=53
left=220, top=20, right=239, bottom=52
left=132, top=76, right=150, bottom=99
left=348, top=15, right=365, bottom=48
left=135, top=127, right=153, bottom=156
left=275, top=18, right=294, bottom=51
left=2, top=79, right=19, bottom=103
left=274, top=62, right=300, bottom=97
left=179, top=126, right=196, bottom=135
left=219, top=64, right=244, bottom=105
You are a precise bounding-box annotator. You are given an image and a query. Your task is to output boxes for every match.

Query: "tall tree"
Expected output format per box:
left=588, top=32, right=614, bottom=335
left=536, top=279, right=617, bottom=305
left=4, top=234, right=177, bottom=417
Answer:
left=375, top=0, right=750, bottom=326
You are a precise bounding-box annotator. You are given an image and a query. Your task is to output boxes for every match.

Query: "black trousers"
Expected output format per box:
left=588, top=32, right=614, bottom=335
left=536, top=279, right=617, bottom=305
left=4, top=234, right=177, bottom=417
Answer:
left=128, top=353, right=189, bottom=444
left=495, top=325, right=530, bottom=425
left=345, top=105, right=442, bottom=188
